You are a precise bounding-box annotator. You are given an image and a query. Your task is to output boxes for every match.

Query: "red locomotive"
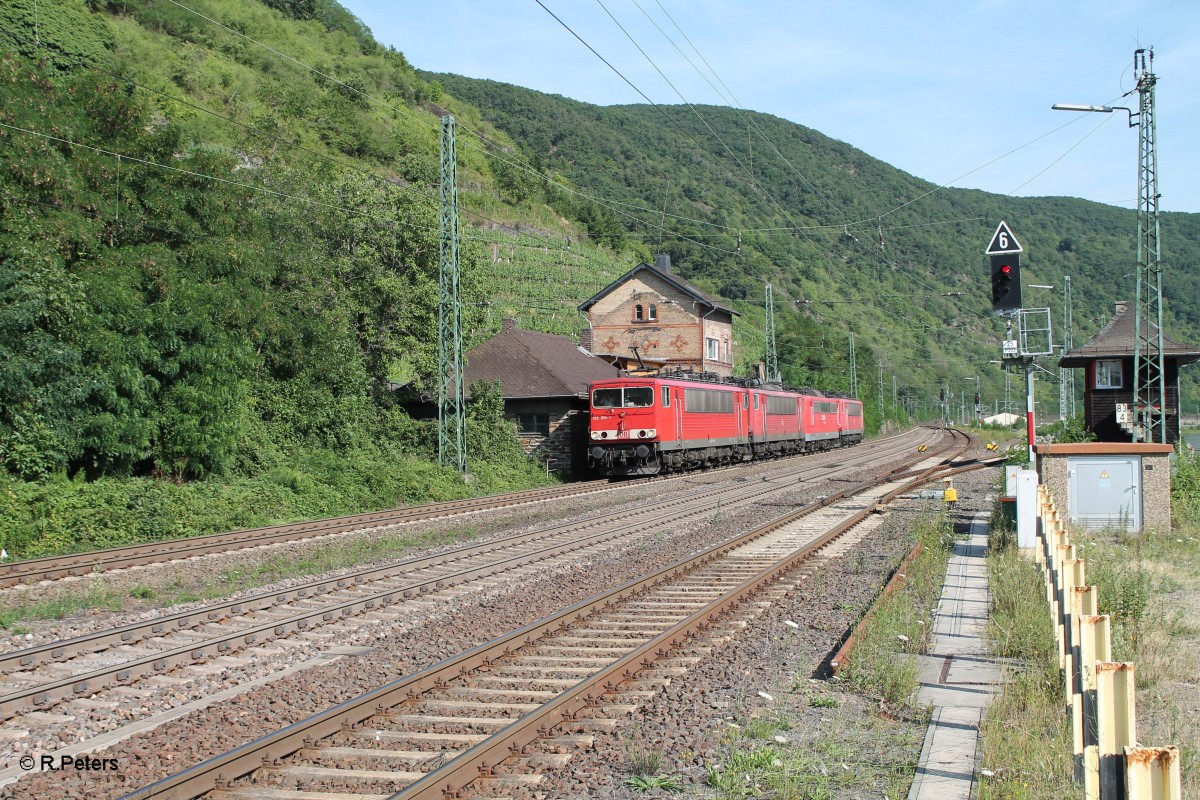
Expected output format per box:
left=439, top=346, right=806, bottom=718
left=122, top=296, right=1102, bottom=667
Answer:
left=588, top=373, right=864, bottom=476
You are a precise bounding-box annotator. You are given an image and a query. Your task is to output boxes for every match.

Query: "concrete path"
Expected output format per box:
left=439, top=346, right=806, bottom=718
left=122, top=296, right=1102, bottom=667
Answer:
left=908, top=511, right=1004, bottom=800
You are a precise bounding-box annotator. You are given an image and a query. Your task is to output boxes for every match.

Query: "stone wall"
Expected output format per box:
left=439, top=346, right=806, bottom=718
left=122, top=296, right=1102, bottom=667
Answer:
left=506, top=398, right=584, bottom=476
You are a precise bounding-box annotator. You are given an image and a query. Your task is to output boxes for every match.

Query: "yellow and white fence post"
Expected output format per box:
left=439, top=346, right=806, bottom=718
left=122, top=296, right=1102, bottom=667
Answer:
left=1029, top=489, right=1181, bottom=800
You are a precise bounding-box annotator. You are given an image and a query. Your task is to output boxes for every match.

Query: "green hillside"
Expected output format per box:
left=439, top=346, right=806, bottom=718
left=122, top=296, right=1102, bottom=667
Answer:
left=426, top=73, right=1200, bottom=411
left=1, top=0, right=1197, bottom=557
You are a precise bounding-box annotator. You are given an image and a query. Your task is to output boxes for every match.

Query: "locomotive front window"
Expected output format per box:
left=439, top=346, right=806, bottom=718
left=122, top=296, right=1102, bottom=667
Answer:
left=592, top=388, right=623, bottom=408
left=624, top=387, right=654, bottom=407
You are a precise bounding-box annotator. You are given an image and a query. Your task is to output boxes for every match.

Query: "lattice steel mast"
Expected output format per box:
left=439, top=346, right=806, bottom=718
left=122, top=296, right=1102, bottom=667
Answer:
left=848, top=332, right=858, bottom=398
left=764, top=283, right=779, bottom=383
left=438, top=115, right=466, bottom=473
left=1132, top=49, right=1165, bottom=443
left=1061, top=276, right=1074, bottom=419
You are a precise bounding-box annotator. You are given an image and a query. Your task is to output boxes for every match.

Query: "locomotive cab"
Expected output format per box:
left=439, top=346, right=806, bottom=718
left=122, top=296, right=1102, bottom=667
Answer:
left=588, top=382, right=662, bottom=476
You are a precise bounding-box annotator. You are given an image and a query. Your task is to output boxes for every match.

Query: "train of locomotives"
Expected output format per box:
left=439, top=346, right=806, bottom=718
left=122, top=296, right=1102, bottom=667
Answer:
left=587, top=371, right=864, bottom=476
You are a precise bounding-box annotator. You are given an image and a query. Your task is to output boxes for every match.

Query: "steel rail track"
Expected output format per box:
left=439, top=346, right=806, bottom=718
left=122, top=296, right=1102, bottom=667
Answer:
left=116, top=430, right=979, bottom=800
left=0, top=482, right=617, bottom=589
left=0, top=428, right=922, bottom=589
left=0, top=430, right=948, bottom=720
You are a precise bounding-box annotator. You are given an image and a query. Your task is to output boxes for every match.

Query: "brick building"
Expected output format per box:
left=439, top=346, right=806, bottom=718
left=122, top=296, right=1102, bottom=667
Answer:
left=464, top=319, right=618, bottom=475
left=578, top=254, right=739, bottom=378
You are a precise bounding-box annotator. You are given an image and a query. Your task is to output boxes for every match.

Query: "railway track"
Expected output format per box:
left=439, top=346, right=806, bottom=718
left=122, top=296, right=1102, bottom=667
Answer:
left=0, top=430, right=948, bottom=723
left=0, top=482, right=624, bottom=589
left=112, top=431, right=977, bottom=800
left=1, top=432, right=924, bottom=589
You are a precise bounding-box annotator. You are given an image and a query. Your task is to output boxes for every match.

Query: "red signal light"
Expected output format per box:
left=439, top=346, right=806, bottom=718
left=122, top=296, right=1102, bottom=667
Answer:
left=1000, top=264, right=1011, bottom=274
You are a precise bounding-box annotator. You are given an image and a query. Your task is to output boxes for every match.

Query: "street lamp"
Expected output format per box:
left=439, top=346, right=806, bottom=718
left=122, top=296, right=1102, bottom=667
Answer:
left=1050, top=103, right=1134, bottom=123
left=1053, top=48, right=1165, bottom=443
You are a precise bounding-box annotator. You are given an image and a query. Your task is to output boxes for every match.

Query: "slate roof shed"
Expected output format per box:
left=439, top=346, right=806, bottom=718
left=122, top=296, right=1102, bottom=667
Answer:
left=464, top=319, right=619, bottom=399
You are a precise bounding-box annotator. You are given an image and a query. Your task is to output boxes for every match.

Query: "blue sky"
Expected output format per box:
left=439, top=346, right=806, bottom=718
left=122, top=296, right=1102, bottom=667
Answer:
left=342, top=1, right=1200, bottom=215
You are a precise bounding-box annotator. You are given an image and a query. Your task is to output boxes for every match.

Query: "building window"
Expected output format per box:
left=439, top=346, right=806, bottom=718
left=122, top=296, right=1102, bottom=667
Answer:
left=648, top=304, right=657, bottom=320
left=705, top=337, right=719, bottom=360
left=1095, top=360, right=1123, bottom=390
left=514, top=413, right=550, bottom=436
left=634, top=304, right=644, bottom=321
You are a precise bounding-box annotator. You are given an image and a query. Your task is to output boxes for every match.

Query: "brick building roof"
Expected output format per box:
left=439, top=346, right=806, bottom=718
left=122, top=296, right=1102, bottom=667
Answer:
left=1059, top=301, right=1200, bottom=367
left=464, top=320, right=619, bottom=399
left=577, top=259, right=738, bottom=316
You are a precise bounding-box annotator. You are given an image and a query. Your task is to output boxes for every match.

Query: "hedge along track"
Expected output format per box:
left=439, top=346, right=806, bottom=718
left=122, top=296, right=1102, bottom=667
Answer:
left=0, top=427, right=925, bottom=589
left=118, top=435, right=977, bottom=800
left=0, top=428, right=953, bottom=722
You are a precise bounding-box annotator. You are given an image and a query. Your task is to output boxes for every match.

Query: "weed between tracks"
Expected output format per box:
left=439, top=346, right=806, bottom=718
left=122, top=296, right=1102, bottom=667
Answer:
left=0, top=525, right=480, bottom=630
left=839, top=513, right=953, bottom=707
left=678, top=512, right=952, bottom=799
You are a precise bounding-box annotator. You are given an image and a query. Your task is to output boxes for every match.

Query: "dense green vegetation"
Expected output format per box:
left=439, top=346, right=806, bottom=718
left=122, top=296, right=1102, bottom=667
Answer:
left=430, top=75, right=1200, bottom=417
left=1, top=0, right=1197, bottom=558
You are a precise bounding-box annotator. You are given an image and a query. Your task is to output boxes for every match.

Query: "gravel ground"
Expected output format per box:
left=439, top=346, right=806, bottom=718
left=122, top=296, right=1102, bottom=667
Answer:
left=0, top=436, right=980, bottom=800
left=536, top=464, right=1000, bottom=799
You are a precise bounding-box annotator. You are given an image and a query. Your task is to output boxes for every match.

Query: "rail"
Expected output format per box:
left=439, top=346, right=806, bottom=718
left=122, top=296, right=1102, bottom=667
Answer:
left=118, top=430, right=973, bottom=800
left=0, top=430, right=943, bottom=719
left=0, top=481, right=613, bottom=588
left=0, top=427, right=924, bottom=587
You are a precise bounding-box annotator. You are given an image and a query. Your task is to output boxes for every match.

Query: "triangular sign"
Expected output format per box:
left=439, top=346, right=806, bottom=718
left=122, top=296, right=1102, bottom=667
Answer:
left=986, top=221, right=1023, bottom=254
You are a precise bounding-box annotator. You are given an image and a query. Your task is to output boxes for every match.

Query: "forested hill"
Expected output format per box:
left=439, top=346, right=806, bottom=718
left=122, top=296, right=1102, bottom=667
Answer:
left=1, top=0, right=1198, bottom=504
left=426, top=72, right=1200, bottom=359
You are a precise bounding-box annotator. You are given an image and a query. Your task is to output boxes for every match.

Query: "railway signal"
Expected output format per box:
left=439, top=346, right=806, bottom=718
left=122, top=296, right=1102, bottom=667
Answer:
left=986, top=221, right=1024, bottom=314
left=990, top=254, right=1022, bottom=312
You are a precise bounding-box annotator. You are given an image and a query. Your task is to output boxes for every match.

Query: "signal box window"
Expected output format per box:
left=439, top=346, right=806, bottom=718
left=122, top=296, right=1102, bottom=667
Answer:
left=634, top=304, right=644, bottom=321
left=1095, top=360, right=1123, bottom=390
left=706, top=337, right=719, bottom=360
left=515, top=413, right=550, bottom=437
left=649, top=304, right=657, bottom=320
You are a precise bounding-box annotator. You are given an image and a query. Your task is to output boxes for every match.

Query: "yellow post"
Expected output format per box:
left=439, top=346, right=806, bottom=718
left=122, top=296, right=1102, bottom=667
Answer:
left=1069, top=589, right=1098, bottom=787
left=1062, top=560, right=1079, bottom=676
left=1075, top=584, right=1098, bottom=617
left=1081, top=612, right=1113, bottom=797
left=1056, top=551, right=1076, bottom=673
left=1097, top=662, right=1137, bottom=799
left=1124, top=746, right=1182, bottom=800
